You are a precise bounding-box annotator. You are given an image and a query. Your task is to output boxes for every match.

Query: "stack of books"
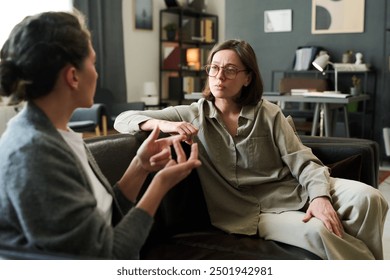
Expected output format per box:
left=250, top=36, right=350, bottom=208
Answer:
left=290, top=88, right=316, bottom=95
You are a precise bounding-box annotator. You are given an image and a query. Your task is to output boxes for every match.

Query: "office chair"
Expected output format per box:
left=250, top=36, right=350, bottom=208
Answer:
left=68, top=103, right=108, bottom=136
left=110, top=102, right=145, bottom=124
left=93, top=88, right=146, bottom=127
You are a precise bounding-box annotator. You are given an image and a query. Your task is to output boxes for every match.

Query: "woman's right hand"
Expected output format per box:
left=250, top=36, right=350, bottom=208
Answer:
left=136, top=136, right=201, bottom=216
left=153, top=139, right=201, bottom=192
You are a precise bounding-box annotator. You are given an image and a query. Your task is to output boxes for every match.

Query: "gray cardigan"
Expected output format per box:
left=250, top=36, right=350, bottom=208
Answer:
left=0, top=102, right=153, bottom=259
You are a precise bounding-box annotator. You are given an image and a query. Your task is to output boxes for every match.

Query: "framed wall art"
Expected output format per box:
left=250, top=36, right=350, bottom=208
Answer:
left=264, top=9, right=292, bottom=33
left=134, top=0, right=153, bottom=30
left=311, top=0, right=365, bottom=34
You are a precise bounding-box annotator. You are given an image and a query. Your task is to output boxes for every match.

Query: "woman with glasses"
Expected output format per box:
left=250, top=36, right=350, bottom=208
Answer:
left=114, top=39, right=388, bottom=260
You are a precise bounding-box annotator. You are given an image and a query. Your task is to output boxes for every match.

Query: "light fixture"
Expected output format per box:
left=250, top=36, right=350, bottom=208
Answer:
left=312, top=53, right=340, bottom=93
left=186, top=48, right=200, bottom=70
left=140, top=81, right=159, bottom=105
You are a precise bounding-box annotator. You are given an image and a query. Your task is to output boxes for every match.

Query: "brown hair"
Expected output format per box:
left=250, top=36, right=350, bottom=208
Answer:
left=0, top=10, right=91, bottom=101
left=203, top=39, right=263, bottom=105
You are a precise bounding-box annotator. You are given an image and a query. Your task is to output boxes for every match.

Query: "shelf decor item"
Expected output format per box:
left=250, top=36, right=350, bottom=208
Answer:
left=186, top=48, right=200, bottom=70
left=141, top=81, right=159, bottom=105
left=350, top=75, right=361, bottom=95
left=163, top=23, right=177, bottom=40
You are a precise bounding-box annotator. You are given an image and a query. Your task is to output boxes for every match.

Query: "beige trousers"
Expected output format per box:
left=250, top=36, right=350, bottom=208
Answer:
left=258, top=178, right=389, bottom=260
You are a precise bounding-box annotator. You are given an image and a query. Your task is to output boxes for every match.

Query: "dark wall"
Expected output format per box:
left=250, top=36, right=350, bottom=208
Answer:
left=226, top=0, right=389, bottom=157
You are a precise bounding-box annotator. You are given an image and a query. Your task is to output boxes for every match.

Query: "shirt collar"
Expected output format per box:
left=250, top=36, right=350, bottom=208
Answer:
left=204, top=98, right=261, bottom=121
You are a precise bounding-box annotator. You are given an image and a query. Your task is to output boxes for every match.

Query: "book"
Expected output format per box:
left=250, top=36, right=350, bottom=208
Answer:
left=333, top=63, right=370, bottom=72
left=291, top=88, right=316, bottom=95
left=263, top=91, right=284, bottom=96
left=203, top=19, right=214, bottom=42
left=183, top=77, right=195, bottom=94
left=184, top=92, right=203, bottom=100
left=293, top=46, right=320, bottom=71
left=302, top=92, right=351, bottom=98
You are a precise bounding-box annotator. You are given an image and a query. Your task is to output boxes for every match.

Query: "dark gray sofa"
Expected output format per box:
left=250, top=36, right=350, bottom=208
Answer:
left=0, top=132, right=379, bottom=260
left=85, top=132, right=379, bottom=260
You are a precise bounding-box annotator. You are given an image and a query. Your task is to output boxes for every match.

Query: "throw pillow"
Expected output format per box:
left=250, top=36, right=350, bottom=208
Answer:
left=327, top=154, right=362, bottom=181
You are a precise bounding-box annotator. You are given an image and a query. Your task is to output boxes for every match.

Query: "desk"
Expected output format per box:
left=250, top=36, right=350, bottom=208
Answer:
left=263, top=93, right=370, bottom=137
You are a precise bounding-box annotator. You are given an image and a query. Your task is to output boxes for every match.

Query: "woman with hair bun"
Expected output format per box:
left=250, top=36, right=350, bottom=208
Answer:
left=0, top=10, right=200, bottom=259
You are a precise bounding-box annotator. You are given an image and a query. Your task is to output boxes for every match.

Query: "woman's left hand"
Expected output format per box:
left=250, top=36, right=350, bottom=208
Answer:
left=302, top=196, right=344, bottom=238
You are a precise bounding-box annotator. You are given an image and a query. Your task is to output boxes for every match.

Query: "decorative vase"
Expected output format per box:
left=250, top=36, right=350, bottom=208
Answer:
left=166, top=30, right=176, bottom=41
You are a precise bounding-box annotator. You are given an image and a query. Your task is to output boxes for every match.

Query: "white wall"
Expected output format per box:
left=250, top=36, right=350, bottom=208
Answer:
left=122, top=0, right=225, bottom=102
left=0, top=0, right=72, bottom=50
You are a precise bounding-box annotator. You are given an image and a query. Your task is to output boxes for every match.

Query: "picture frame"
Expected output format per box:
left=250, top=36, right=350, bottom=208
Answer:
left=264, top=9, right=292, bottom=33
left=311, top=0, right=365, bottom=34
left=134, top=0, right=153, bottom=30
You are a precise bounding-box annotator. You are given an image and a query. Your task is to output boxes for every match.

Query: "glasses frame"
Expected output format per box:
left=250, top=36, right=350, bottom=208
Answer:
left=204, top=64, right=247, bottom=80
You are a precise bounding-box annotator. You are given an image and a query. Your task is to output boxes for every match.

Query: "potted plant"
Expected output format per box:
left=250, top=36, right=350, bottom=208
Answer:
left=163, top=23, right=177, bottom=41
left=351, top=75, right=361, bottom=95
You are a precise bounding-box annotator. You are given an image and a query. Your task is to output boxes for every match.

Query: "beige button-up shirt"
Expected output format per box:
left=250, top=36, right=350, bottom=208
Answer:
left=115, top=99, right=330, bottom=235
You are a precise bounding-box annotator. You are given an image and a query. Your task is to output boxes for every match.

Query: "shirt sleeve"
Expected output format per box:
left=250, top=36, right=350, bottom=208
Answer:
left=273, top=110, right=331, bottom=201
left=114, top=104, right=199, bottom=133
left=5, top=137, right=153, bottom=259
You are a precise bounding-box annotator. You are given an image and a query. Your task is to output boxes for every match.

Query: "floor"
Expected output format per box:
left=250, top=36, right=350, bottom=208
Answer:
left=381, top=159, right=390, bottom=171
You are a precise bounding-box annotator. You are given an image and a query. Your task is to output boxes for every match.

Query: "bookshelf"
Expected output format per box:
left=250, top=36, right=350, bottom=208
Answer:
left=159, top=7, right=218, bottom=104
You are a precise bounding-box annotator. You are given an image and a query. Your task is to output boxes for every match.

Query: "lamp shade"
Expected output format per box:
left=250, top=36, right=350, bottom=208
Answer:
left=312, top=53, right=330, bottom=72
left=312, top=53, right=339, bottom=93
left=186, top=48, right=200, bottom=70
left=141, top=81, right=159, bottom=105
left=143, top=81, right=157, bottom=96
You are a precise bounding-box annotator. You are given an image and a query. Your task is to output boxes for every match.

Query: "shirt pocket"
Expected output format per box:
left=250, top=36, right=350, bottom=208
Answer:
left=241, top=136, right=281, bottom=173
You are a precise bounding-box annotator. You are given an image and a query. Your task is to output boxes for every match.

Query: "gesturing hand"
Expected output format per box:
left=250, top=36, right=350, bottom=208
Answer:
left=302, top=196, right=344, bottom=238
left=153, top=138, right=202, bottom=191
left=136, top=126, right=186, bottom=172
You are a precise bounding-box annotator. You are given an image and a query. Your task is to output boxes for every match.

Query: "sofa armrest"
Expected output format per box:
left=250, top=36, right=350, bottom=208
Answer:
left=300, top=136, right=379, bottom=187
left=85, top=133, right=144, bottom=185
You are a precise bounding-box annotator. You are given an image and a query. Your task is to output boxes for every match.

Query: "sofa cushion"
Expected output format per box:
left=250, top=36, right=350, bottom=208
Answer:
left=327, top=154, right=362, bottom=181
left=301, top=136, right=378, bottom=187
left=141, top=230, right=321, bottom=260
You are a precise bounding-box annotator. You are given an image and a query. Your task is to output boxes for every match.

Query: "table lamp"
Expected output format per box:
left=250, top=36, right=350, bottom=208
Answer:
left=186, top=48, right=200, bottom=70
left=141, top=81, right=159, bottom=105
left=312, top=53, right=340, bottom=93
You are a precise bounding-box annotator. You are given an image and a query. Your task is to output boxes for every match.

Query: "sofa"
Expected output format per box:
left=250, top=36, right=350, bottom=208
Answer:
left=0, top=132, right=379, bottom=260
left=85, top=132, right=379, bottom=260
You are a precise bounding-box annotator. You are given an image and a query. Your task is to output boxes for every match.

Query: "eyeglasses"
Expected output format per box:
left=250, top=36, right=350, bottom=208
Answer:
left=204, top=64, right=247, bottom=80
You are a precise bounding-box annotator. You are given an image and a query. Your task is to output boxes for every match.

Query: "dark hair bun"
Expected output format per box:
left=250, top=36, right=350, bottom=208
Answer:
left=0, top=59, right=22, bottom=97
